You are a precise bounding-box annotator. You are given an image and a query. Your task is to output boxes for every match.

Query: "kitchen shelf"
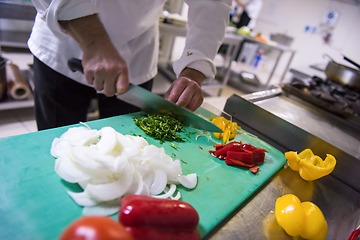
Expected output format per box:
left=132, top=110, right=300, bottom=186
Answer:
left=0, top=1, right=36, bottom=21
left=0, top=1, right=36, bottom=49
left=0, top=30, right=30, bottom=48
left=0, top=95, right=33, bottom=111
left=0, top=69, right=34, bottom=111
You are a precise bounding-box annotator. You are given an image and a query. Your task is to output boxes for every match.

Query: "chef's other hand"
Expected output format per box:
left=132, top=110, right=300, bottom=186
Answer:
left=165, top=68, right=204, bottom=111
left=59, top=14, right=129, bottom=97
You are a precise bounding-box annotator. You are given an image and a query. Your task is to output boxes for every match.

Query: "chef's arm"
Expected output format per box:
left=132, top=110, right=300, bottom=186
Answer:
left=173, top=0, right=232, bottom=80
left=58, top=14, right=129, bottom=96
left=31, top=0, right=127, bottom=96
left=166, top=0, right=232, bottom=111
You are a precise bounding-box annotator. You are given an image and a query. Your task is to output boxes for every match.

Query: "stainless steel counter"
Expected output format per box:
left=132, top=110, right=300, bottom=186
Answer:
left=202, top=92, right=360, bottom=240
left=243, top=88, right=360, bottom=159
left=208, top=165, right=360, bottom=240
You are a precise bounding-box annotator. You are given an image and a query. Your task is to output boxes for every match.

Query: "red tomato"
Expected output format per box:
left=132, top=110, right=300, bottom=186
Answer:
left=59, top=216, right=134, bottom=240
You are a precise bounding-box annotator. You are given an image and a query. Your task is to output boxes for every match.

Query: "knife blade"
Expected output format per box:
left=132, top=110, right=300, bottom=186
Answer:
left=67, top=58, right=222, bottom=132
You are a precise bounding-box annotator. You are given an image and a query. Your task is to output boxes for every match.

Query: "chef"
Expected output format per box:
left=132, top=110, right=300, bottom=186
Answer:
left=27, top=0, right=232, bottom=130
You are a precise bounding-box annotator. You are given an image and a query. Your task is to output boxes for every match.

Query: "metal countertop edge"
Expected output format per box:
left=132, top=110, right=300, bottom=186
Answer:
left=223, top=93, right=360, bottom=193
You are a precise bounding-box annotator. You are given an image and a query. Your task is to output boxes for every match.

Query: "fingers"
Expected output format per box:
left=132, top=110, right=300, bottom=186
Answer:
left=83, top=61, right=129, bottom=97
left=93, top=66, right=106, bottom=92
left=116, top=67, right=129, bottom=95
left=165, top=77, right=204, bottom=111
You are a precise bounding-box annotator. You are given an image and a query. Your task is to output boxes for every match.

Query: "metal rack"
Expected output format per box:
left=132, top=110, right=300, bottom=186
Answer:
left=0, top=1, right=35, bottom=111
left=0, top=1, right=36, bottom=48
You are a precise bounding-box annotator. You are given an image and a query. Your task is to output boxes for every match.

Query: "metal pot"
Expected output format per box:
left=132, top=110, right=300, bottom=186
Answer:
left=0, top=56, right=7, bottom=100
left=324, top=54, right=360, bottom=90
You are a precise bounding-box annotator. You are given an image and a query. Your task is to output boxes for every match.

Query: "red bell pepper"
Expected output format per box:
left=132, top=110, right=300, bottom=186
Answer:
left=252, top=149, right=266, bottom=165
left=119, top=195, right=200, bottom=240
left=347, top=229, right=360, bottom=240
left=227, top=151, right=253, bottom=165
left=209, top=141, right=267, bottom=173
left=249, top=166, right=260, bottom=173
left=225, top=157, right=254, bottom=168
left=210, top=142, right=243, bottom=158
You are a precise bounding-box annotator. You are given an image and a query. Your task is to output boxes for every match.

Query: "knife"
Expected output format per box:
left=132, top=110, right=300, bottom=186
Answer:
left=68, top=58, right=222, bottom=133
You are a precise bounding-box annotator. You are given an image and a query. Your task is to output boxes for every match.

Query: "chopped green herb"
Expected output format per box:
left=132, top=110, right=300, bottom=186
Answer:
left=206, top=177, right=210, bottom=180
left=170, top=142, right=179, bottom=150
left=186, top=131, right=196, bottom=138
left=134, top=114, right=185, bottom=144
left=172, top=153, right=176, bottom=158
left=180, top=159, right=187, bottom=164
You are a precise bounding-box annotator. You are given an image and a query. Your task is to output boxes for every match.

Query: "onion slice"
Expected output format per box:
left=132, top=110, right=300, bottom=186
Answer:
left=82, top=199, right=120, bottom=216
left=97, top=127, right=118, bottom=155
left=85, top=161, right=134, bottom=201
left=67, top=191, right=99, bottom=207
left=55, top=156, right=95, bottom=183
left=177, top=173, right=198, bottom=189
left=50, top=126, right=198, bottom=216
left=51, top=138, right=71, bottom=158
left=153, top=184, right=177, bottom=199
left=61, top=127, right=100, bottom=146
left=149, top=169, right=167, bottom=195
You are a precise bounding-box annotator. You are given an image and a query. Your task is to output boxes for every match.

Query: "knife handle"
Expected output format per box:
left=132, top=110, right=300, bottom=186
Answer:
left=68, top=58, right=84, bottom=73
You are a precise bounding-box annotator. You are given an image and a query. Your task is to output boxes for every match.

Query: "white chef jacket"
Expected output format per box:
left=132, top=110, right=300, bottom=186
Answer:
left=245, top=0, right=263, bottom=29
left=28, top=0, right=231, bottom=87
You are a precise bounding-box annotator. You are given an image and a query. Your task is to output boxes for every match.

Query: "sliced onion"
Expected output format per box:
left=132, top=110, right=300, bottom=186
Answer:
left=128, top=135, right=149, bottom=148
left=161, top=160, right=183, bottom=180
left=177, top=173, right=198, bottom=189
left=82, top=199, right=120, bottom=216
left=85, top=162, right=134, bottom=201
left=97, top=127, right=118, bottom=155
left=135, top=165, right=154, bottom=188
left=150, top=169, right=167, bottom=195
left=114, top=155, right=130, bottom=172
left=153, top=184, right=177, bottom=199
left=117, top=133, right=142, bottom=157
left=51, top=138, right=72, bottom=158
left=55, top=156, right=95, bottom=183
left=60, top=127, right=100, bottom=146
left=132, top=170, right=150, bottom=196
left=70, top=146, right=109, bottom=170
left=78, top=180, right=90, bottom=190
left=67, top=191, right=99, bottom=207
left=170, top=191, right=181, bottom=200
left=122, top=168, right=150, bottom=196
left=51, top=126, right=199, bottom=216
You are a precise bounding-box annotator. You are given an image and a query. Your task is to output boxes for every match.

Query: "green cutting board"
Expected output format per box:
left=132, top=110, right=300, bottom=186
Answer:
left=0, top=108, right=286, bottom=239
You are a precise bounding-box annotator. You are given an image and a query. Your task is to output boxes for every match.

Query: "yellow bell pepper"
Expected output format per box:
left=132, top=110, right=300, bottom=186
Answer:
left=210, top=116, right=240, bottom=143
left=275, top=194, right=327, bottom=240
left=284, top=149, right=336, bottom=181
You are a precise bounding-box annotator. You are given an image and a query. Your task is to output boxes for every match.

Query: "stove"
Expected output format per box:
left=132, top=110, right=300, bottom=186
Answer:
left=282, top=75, right=360, bottom=128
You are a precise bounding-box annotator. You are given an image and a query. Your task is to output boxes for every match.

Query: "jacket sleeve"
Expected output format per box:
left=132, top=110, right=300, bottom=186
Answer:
left=173, top=0, right=232, bottom=80
left=31, top=0, right=99, bottom=40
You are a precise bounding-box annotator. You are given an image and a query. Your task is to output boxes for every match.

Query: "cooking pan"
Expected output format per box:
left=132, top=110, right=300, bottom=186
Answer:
left=323, top=54, right=360, bottom=90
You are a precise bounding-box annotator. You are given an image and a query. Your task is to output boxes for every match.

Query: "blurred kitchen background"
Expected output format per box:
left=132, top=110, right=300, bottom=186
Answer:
left=1, top=0, right=360, bottom=139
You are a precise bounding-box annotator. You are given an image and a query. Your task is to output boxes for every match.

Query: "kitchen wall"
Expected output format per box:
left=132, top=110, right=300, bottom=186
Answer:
left=254, top=0, right=360, bottom=70
left=170, top=0, right=360, bottom=83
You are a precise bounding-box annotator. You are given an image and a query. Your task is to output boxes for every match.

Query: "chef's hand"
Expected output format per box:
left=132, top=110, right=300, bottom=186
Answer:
left=164, top=68, right=205, bottom=111
left=59, top=14, right=129, bottom=96
left=82, top=42, right=129, bottom=96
